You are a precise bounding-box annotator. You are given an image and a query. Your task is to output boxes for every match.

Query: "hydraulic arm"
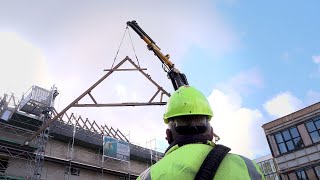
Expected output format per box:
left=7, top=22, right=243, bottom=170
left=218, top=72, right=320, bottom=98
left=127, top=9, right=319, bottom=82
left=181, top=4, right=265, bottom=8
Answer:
left=127, top=20, right=188, bottom=90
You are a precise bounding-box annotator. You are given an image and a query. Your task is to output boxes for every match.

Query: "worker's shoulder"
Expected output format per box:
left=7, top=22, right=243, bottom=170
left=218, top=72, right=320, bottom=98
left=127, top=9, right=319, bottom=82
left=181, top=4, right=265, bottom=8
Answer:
left=222, top=153, right=253, bottom=168
left=225, top=153, right=245, bottom=158
left=215, top=153, right=264, bottom=180
left=220, top=153, right=254, bottom=172
left=218, top=153, right=264, bottom=179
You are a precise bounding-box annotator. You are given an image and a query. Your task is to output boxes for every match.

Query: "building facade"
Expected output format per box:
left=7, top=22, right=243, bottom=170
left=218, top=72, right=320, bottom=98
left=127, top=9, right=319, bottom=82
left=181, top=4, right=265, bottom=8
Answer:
left=0, top=86, right=162, bottom=180
left=254, top=154, right=280, bottom=180
left=262, top=102, right=320, bottom=180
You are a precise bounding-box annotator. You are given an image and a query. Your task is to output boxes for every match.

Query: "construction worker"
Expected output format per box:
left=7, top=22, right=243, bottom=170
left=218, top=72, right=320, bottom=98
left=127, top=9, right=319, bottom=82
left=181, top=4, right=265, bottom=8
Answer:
left=138, top=86, right=265, bottom=180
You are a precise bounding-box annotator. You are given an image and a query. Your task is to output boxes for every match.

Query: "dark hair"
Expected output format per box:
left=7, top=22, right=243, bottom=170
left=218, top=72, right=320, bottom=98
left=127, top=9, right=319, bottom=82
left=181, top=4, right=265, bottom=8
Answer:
left=168, top=115, right=210, bottom=135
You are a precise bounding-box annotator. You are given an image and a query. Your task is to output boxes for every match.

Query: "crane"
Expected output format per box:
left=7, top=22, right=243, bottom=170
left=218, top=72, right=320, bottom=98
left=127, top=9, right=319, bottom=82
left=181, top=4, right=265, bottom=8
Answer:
left=127, top=21, right=221, bottom=142
left=127, top=20, right=189, bottom=90
left=23, top=21, right=191, bottom=146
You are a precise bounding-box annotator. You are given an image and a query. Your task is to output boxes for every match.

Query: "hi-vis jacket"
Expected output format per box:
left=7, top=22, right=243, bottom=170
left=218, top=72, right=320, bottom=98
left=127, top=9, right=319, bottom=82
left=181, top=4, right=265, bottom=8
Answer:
left=137, top=139, right=265, bottom=180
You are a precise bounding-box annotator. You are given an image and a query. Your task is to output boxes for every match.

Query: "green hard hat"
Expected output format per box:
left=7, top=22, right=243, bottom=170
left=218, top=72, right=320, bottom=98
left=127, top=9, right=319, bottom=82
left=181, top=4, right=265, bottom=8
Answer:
left=163, top=86, right=213, bottom=124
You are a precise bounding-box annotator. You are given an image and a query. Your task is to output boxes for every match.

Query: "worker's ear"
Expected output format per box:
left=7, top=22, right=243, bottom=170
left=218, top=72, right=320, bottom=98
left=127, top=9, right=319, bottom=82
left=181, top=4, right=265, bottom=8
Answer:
left=209, top=126, right=214, bottom=141
left=166, top=129, right=173, bottom=144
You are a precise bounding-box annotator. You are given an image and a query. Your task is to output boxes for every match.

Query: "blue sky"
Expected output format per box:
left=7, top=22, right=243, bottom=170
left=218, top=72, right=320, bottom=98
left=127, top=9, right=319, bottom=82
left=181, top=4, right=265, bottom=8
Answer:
left=1, top=0, right=320, bottom=159
left=185, top=1, right=320, bottom=104
left=182, top=1, right=320, bottom=157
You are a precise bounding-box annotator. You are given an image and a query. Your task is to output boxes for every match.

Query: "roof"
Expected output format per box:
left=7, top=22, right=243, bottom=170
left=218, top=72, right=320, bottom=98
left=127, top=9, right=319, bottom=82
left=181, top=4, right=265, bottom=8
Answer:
left=253, top=154, right=273, bottom=163
left=262, top=101, right=320, bottom=131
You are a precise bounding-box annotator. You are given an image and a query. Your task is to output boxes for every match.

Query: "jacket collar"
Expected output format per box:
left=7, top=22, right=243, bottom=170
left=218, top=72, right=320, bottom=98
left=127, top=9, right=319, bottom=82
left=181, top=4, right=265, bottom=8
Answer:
left=164, top=135, right=214, bottom=155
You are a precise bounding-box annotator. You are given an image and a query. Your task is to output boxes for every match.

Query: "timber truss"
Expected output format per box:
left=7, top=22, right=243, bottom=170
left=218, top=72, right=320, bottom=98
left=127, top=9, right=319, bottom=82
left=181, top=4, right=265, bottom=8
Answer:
left=24, top=56, right=170, bottom=145
left=52, top=109, right=129, bottom=142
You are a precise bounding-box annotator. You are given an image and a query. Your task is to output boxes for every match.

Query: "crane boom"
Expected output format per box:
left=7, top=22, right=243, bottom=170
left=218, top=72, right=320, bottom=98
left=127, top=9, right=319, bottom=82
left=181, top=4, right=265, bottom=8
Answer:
left=127, top=20, right=189, bottom=90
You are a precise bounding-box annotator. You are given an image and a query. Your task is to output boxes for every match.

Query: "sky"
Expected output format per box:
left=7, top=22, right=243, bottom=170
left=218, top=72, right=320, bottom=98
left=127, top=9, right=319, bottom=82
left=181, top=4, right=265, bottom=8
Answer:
left=0, top=0, right=320, bottom=159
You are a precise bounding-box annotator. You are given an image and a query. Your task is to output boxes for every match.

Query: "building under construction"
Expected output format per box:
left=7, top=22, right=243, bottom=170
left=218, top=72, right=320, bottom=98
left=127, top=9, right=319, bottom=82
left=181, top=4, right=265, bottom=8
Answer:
left=0, top=57, right=170, bottom=180
left=0, top=85, right=163, bottom=180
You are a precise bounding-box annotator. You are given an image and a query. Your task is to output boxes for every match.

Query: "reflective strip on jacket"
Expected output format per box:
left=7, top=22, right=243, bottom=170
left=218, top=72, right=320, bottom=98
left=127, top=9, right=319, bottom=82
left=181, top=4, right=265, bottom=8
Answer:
left=137, top=142, right=265, bottom=180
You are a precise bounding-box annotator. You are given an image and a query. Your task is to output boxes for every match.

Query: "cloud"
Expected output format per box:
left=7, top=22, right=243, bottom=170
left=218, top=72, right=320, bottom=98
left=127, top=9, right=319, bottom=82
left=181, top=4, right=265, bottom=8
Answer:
left=210, top=68, right=320, bottom=159
left=312, top=55, right=320, bottom=64
left=0, top=0, right=240, bottom=153
left=263, top=92, right=304, bottom=118
left=0, top=32, right=53, bottom=97
left=209, top=69, right=320, bottom=159
left=306, top=90, right=320, bottom=105
left=282, top=48, right=304, bottom=62
left=310, top=55, right=320, bottom=78
left=282, top=51, right=289, bottom=61
left=0, top=1, right=239, bottom=71
left=209, top=89, right=268, bottom=159
left=263, top=89, right=320, bottom=119
left=209, top=68, right=268, bottom=158
left=216, top=67, right=263, bottom=96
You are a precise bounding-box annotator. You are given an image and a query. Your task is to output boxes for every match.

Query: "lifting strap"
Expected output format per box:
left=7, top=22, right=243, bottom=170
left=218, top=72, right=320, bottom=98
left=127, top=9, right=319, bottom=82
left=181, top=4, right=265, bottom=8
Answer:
left=194, top=144, right=231, bottom=180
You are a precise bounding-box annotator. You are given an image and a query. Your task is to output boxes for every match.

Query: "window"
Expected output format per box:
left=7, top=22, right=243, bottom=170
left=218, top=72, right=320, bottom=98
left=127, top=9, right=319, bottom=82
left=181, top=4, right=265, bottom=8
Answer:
left=265, top=161, right=272, bottom=174
left=274, top=127, right=304, bottom=154
left=64, top=166, right=80, bottom=176
left=306, top=117, right=320, bottom=143
left=257, top=159, right=278, bottom=178
left=266, top=174, right=279, bottom=180
left=268, top=159, right=276, bottom=172
left=296, top=170, right=308, bottom=180
left=258, top=161, right=269, bottom=175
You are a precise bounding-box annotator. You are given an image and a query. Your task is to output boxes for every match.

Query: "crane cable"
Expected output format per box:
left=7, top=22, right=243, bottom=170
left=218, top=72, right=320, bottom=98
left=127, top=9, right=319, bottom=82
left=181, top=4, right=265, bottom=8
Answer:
left=111, top=26, right=142, bottom=69
left=126, top=25, right=172, bottom=73
left=111, top=25, right=169, bottom=73
left=127, top=27, right=141, bottom=68
left=110, top=26, right=128, bottom=69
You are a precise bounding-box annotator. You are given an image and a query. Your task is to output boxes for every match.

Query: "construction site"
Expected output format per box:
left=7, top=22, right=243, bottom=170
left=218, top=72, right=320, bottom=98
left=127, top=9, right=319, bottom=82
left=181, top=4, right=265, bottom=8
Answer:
left=1, top=16, right=320, bottom=179
left=0, top=56, right=169, bottom=180
left=0, top=21, right=181, bottom=180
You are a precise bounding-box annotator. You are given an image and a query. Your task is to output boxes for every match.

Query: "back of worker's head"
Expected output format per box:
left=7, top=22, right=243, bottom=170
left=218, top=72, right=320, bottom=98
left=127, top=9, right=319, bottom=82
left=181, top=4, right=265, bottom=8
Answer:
left=163, top=86, right=213, bottom=144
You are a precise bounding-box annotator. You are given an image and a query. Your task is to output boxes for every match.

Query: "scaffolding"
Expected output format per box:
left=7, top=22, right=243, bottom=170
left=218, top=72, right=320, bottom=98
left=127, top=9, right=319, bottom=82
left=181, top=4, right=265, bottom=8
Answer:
left=146, top=138, right=162, bottom=166
left=0, top=56, right=168, bottom=179
left=0, top=99, right=164, bottom=179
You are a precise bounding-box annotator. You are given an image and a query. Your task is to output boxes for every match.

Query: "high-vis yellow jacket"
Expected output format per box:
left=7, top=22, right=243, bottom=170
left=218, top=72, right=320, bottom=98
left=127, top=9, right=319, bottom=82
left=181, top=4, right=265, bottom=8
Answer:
left=137, top=141, right=265, bottom=180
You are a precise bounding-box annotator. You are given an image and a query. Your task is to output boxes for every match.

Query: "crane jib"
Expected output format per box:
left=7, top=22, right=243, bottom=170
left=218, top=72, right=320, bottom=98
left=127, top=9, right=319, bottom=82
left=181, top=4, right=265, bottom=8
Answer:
left=127, top=20, right=189, bottom=90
